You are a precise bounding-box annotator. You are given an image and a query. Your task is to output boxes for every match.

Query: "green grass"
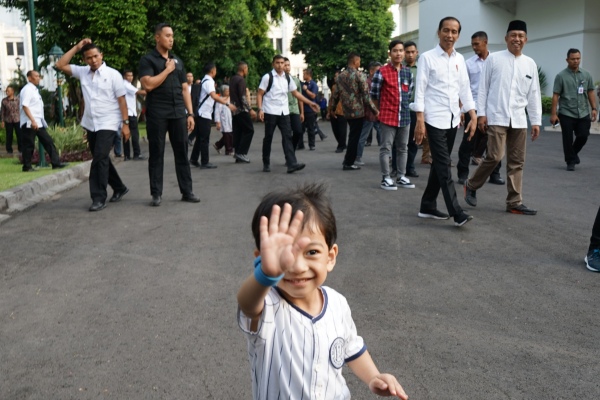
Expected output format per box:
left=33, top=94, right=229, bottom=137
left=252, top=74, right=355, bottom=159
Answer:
left=139, top=122, right=147, bottom=138
left=0, top=157, right=82, bottom=192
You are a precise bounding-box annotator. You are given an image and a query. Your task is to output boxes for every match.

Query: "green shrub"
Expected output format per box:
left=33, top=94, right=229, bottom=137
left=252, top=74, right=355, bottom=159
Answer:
left=47, top=123, right=88, bottom=155
left=541, top=96, right=552, bottom=115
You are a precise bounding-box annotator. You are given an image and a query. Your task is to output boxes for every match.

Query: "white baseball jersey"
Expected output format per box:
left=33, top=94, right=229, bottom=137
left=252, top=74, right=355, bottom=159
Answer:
left=238, top=286, right=366, bottom=400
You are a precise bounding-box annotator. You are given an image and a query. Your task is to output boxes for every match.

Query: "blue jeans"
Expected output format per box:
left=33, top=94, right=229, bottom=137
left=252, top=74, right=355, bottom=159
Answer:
left=357, top=121, right=380, bottom=159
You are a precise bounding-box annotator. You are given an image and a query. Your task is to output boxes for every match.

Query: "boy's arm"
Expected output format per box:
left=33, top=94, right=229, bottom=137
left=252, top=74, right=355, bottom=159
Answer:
left=347, top=350, right=408, bottom=399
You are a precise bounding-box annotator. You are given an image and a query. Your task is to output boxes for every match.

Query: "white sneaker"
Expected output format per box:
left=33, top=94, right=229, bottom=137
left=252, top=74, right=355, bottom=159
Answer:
left=354, top=158, right=365, bottom=166
left=380, top=176, right=397, bottom=191
left=396, top=176, right=415, bottom=189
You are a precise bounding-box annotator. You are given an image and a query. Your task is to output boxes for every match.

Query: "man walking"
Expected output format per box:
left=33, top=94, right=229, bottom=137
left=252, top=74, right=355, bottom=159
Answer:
left=189, top=62, right=236, bottom=169
left=403, top=41, right=423, bottom=177
left=284, top=58, right=305, bottom=152
left=371, top=41, right=414, bottom=191
left=230, top=61, right=255, bottom=163
left=329, top=52, right=378, bottom=171
left=138, top=23, right=200, bottom=207
left=301, top=68, right=319, bottom=150
left=550, top=48, right=597, bottom=171
left=411, top=17, right=477, bottom=227
left=122, top=70, right=147, bottom=161
left=356, top=61, right=381, bottom=166
left=256, top=54, right=319, bottom=173
left=464, top=20, right=541, bottom=216
left=456, top=31, right=503, bottom=185
left=56, top=40, right=128, bottom=211
left=19, top=71, right=67, bottom=172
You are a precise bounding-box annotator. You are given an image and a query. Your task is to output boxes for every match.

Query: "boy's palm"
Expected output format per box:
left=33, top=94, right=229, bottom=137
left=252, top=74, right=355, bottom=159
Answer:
left=259, top=204, right=308, bottom=277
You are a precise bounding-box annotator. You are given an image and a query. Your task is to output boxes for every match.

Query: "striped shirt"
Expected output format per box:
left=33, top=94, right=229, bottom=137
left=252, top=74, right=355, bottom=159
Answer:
left=238, top=286, right=366, bottom=400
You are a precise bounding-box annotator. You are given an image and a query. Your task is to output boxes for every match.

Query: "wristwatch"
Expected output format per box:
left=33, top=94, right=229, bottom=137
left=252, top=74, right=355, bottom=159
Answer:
left=226, top=102, right=230, bottom=107
left=122, top=119, right=129, bottom=125
left=187, top=114, right=194, bottom=118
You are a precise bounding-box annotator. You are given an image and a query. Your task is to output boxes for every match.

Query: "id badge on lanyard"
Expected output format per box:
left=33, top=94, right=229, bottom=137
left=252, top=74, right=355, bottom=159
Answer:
left=578, top=81, right=584, bottom=95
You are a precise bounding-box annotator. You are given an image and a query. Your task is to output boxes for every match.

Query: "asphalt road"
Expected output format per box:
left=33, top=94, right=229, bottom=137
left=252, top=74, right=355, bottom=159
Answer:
left=1, top=122, right=599, bottom=399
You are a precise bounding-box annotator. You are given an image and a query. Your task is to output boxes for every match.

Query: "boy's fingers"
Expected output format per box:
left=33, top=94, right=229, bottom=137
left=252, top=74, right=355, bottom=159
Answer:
left=287, top=210, right=304, bottom=237
left=269, top=204, right=281, bottom=235
left=279, top=203, right=292, bottom=232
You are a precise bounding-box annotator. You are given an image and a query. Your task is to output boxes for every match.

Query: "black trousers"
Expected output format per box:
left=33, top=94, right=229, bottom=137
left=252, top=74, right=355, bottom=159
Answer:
left=290, top=113, right=304, bottom=150
left=406, top=111, right=418, bottom=173
left=559, top=113, right=591, bottom=165
left=146, top=115, right=193, bottom=197
left=262, top=113, right=297, bottom=167
left=87, top=130, right=126, bottom=203
left=190, top=116, right=212, bottom=165
left=343, top=117, right=364, bottom=166
left=303, top=112, right=317, bottom=148
left=591, top=206, right=600, bottom=252
left=21, top=125, right=61, bottom=170
left=5, top=122, right=22, bottom=153
left=232, top=111, right=254, bottom=155
left=420, top=123, right=463, bottom=216
left=457, top=113, right=501, bottom=180
left=123, top=116, right=142, bottom=158
left=330, top=115, right=347, bottom=150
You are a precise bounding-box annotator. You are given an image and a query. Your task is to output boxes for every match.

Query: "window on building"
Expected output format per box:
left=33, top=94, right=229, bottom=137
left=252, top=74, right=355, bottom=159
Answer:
left=276, top=38, right=283, bottom=53
left=6, top=42, right=14, bottom=56
left=16, top=42, right=24, bottom=56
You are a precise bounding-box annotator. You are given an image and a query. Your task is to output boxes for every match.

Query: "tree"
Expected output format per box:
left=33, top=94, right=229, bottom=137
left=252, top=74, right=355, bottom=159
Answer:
left=282, top=0, right=394, bottom=78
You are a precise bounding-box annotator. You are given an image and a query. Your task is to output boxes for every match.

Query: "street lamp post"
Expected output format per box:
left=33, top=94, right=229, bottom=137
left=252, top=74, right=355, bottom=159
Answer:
left=48, top=44, right=65, bottom=127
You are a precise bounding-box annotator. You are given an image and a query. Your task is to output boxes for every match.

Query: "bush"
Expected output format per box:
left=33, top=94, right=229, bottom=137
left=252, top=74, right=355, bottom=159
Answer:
left=18, top=123, right=92, bottom=164
left=541, top=96, right=552, bottom=115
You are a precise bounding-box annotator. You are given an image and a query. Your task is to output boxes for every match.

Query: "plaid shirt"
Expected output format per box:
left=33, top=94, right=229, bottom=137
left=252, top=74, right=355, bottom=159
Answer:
left=329, top=67, right=377, bottom=119
left=370, top=63, right=412, bottom=127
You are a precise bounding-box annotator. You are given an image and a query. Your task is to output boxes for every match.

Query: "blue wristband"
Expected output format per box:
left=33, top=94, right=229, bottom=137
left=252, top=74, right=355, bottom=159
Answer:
left=253, top=256, right=284, bottom=287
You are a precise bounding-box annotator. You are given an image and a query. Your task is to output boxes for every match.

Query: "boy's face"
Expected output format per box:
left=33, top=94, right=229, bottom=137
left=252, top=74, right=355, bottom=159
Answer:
left=276, top=223, right=338, bottom=309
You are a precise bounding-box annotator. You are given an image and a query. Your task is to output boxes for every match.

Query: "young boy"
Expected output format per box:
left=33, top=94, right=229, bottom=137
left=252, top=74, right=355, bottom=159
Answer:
left=237, top=183, right=408, bottom=399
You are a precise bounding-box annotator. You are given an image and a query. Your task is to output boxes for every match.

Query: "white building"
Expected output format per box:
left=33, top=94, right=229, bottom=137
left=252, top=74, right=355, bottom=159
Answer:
left=267, top=11, right=307, bottom=81
left=392, top=0, right=600, bottom=96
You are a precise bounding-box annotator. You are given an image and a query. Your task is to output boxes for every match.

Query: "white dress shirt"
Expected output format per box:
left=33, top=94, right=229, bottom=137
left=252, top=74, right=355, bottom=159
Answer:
left=70, top=63, right=126, bottom=132
left=198, top=75, right=216, bottom=119
left=410, top=44, right=475, bottom=129
left=259, top=69, right=297, bottom=116
left=124, top=80, right=139, bottom=117
left=465, top=52, right=489, bottom=104
left=477, top=50, right=541, bottom=128
left=19, top=82, right=47, bottom=128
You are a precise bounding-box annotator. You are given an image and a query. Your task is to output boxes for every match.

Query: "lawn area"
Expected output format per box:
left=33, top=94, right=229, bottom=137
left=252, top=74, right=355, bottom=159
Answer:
left=0, top=157, right=82, bottom=192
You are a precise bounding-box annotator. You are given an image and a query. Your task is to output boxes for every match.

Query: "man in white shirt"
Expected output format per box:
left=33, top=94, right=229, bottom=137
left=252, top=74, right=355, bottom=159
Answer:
left=464, top=20, right=541, bottom=216
left=456, top=31, right=504, bottom=186
left=19, top=70, right=67, bottom=172
left=56, top=39, right=130, bottom=212
left=411, top=17, right=477, bottom=227
left=256, top=54, right=319, bottom=173
left=189, top=62, right=235, bottom=169
left=122, top=70, right=146, bottom=161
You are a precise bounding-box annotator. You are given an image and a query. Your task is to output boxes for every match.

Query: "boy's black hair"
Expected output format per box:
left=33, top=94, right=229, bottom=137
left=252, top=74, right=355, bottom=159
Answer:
left=252, top=183, right=337, bottom=250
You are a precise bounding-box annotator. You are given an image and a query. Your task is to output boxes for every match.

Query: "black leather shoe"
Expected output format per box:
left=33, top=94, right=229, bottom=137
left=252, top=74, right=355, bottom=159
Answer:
left=335, top=148, right=344, bottom=153
left=489, top=176, right=505, bottom=185
left=52, top=163, right=69, bottom=170
left=190, top=160, right=201, bottom=167
left=287, top=163, right=306, bottom=173
left=23, top=167, right=39, bottom=172
left=342, top=164, right=361, bottom=171
left=181, top=193, right=201, bottom=203
left=133, top=155, right=147, bottom=160
left=89, top=201, right=106, bottom=212
left=200, top=163, right=217, bottom=169
left=151, top=195, right=162, bottom=207
left=109, top=187, right=129, bottom=203
left=406, top=170, right=419, bottom=178
left=457, top=177, right=466, bottom=185
left=263, top=164, right=271, bottom=172
left=464, top=180, right=477, bottom=207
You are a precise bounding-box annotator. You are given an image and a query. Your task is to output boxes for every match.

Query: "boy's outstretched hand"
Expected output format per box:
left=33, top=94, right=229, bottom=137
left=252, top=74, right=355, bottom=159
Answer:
left=369, top=374, right=408, bottom=399
left=259, top=203, right=310, bottom=277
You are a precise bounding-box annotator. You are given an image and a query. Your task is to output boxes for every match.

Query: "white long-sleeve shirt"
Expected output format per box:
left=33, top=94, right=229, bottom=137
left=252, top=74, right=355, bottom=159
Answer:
left=410, top=44, right=475, bottom=129
left=477, top=49, right=541, bottom=128
left=214, top=101, right=232, bottom=132
left=19, top=82, right=47, bottom=128
left=465, top=52, right=489, bottom=104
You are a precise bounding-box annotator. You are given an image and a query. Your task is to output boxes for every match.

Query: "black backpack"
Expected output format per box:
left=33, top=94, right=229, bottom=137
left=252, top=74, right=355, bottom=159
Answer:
left=264, top=71, right=291, bottom=93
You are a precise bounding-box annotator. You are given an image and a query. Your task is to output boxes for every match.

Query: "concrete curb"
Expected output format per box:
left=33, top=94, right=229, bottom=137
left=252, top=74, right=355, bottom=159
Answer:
left=0, top=160, right=91, bottom=222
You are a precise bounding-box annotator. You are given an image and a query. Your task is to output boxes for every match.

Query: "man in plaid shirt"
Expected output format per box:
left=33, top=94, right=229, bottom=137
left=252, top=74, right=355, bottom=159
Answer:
left=370, top=40, right=415, bottom=190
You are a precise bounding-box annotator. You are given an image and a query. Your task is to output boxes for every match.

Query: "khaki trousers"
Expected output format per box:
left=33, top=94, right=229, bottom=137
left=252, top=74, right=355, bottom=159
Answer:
left=468, top=125, right=527, bottom=208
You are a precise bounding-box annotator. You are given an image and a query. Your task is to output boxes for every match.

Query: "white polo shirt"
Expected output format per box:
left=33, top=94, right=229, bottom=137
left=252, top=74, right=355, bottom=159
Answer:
left=19, top=82, right=47, bottom=128
left=123, top=80, right=139, bottom=117
left=198, top=75, right=216, bottom=119
left=239, top=286, right=366, bottom=400
left=410, top=44, right=475, bottom=129
left=258, top=69, right=297, bottom=116
left=70, top=62, right=126, bottom=132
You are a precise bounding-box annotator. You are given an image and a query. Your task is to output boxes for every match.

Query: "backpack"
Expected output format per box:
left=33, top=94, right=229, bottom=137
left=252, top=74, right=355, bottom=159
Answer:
left=265, top=71, right=291, bottom=94
left=192, top=78, right=211, bottom=113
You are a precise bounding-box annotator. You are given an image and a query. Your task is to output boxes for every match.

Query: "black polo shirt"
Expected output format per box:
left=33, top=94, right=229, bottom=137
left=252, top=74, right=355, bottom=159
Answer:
left=139, top=48, right=187, bottom=119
